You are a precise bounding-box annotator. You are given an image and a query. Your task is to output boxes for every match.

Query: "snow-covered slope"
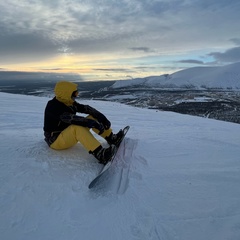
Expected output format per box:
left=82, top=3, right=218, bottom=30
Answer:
left=111, top=62, right=240, bottom=89
left=1, top=92, right=240, bottom=240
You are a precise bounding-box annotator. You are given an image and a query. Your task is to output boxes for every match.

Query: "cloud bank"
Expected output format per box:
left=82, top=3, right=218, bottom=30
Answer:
left=1, top=0, right=240, bottom=79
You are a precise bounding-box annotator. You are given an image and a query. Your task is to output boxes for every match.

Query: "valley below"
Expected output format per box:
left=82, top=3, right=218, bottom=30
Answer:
left=1, top=80, right=240, bottom=124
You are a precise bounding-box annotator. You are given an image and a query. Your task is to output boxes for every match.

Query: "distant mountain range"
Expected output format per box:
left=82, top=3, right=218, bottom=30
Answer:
left=110, top=62, right=240, bottom=90
left=0, top=63, right=239, bottom=124
left=0, top=71, right=80, bottom=82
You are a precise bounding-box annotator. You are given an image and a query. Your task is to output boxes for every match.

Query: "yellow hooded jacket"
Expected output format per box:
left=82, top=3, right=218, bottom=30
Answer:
left=54, top=81, right=78, bottom=106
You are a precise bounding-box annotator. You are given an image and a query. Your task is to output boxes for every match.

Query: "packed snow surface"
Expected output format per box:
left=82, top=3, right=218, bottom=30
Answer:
left=1, top=92, right=240, bottom=240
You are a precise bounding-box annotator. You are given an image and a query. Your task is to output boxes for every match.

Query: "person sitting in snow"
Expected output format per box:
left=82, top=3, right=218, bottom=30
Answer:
left=43, top=81, right=123, bottom=165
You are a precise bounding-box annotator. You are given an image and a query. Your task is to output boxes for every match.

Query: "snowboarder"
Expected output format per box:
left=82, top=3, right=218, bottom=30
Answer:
left=43, top=81, right=123, bottom=165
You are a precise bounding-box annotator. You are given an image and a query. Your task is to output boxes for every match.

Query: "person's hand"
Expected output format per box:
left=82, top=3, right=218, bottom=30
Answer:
left=102, top=118, right=111, bottom=130
left=82, top=105, right=111, bottom=130
left=97, top=114, right=111, bottom=129
left=87, top=119, right=104, bottom=134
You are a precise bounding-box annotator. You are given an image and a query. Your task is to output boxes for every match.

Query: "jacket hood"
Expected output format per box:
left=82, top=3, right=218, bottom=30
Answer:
left=54, top=81, right=78, bottom=106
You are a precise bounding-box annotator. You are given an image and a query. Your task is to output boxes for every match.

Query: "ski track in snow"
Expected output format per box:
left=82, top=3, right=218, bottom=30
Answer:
left=91, top=138, right=139, bottom=195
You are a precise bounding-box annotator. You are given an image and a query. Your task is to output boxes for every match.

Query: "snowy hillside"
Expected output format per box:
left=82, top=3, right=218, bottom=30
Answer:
left=111, top=62, right=240, bottom=89
left=1, top=92, right=240, bottom=240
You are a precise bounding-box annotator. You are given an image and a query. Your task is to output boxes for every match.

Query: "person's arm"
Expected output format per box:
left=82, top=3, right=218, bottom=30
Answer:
left=73, top=102, right=111, bottom=129
left=60, top=112, right=104, bottom=134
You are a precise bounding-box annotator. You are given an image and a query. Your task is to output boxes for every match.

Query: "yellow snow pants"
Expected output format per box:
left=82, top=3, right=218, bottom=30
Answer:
left=50, top=116, right=112, bottom=152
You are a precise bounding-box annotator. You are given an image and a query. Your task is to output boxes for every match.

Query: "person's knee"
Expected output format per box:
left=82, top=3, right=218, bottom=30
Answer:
left=69, top=124, right=90, bottom=136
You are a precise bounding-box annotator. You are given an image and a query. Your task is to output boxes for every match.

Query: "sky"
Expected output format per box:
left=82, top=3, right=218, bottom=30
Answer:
left=1, top=0, right=240, bottom=81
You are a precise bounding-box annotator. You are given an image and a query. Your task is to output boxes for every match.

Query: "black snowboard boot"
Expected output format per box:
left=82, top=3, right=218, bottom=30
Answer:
left=105, top=129, right=124, bottom=146
left=91, top=145, right=116, bottom=165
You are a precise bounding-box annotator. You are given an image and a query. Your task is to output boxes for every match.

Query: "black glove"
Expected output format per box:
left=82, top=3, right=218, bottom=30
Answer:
left=82, top=105, right=111, bottom=130
left=91, top=113, right=111, bottom=130
left=101, top=117, right=111, bottom=130
left=86, top=119, right=104, bottom=135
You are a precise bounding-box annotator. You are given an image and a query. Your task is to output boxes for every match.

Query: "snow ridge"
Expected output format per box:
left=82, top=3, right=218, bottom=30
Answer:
left=111, top=62, right=240, bottom=90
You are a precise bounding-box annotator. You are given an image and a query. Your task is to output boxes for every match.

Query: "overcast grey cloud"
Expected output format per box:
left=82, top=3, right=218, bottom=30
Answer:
left=230, top=38, right=240, bottom=46
left=208, top=47, right=240, bottom=63
left=1, top=0, right=240, bottom=80
left=178, top=60, right=204, bottom=65
left=129, top=47, right=154, bottom=53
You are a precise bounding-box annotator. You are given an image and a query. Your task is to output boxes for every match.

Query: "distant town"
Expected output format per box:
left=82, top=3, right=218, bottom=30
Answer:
left=1, top=79, right=240, bottom=125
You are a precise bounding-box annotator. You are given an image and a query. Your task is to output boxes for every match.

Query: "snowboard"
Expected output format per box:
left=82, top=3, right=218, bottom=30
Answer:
left=88, top=126, right=130, bottom=189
